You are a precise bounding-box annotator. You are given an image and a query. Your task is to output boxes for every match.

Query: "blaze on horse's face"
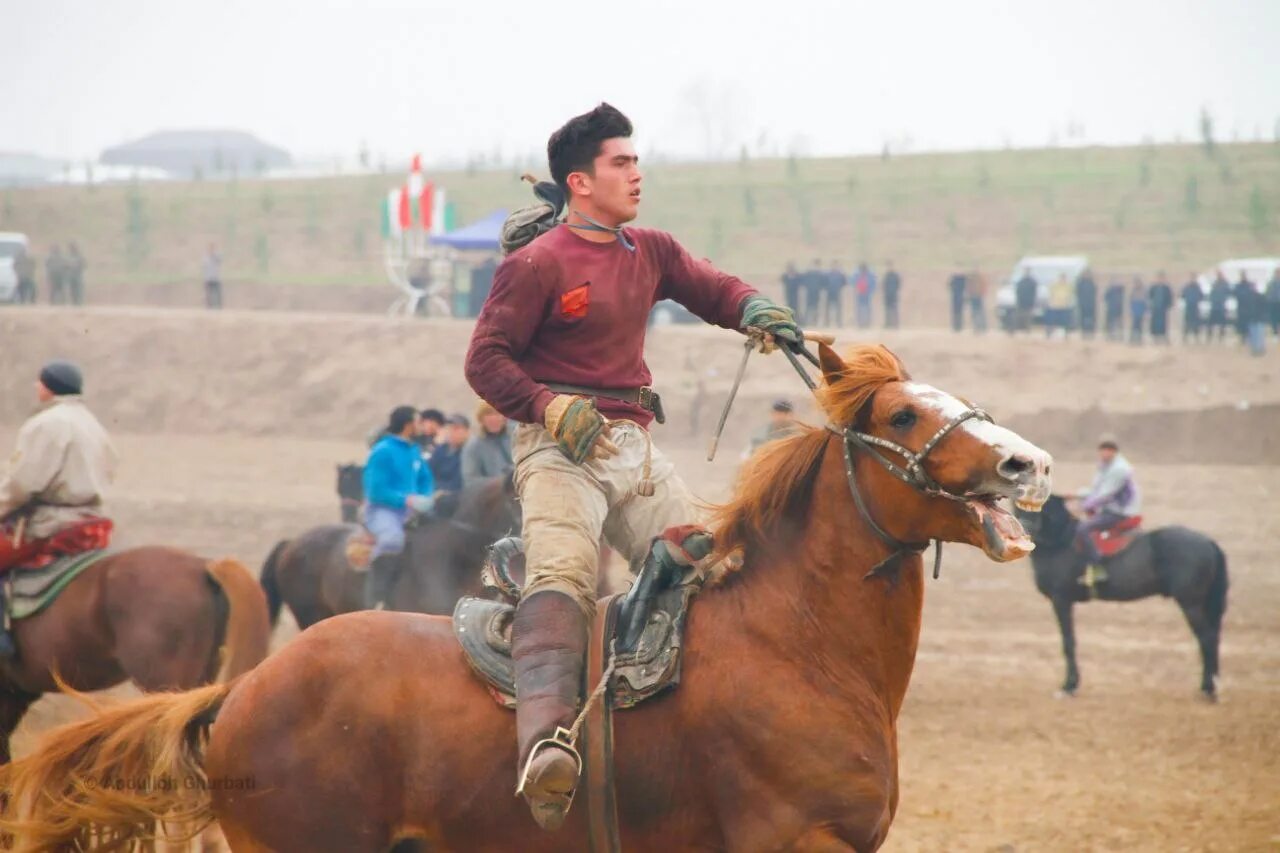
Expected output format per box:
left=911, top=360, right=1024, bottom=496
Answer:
left=856, top=379, right=1052, bottom=562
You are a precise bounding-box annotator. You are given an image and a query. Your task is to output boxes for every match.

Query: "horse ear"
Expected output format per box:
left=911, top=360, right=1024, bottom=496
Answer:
left=817, top=342, right=845, bottom=386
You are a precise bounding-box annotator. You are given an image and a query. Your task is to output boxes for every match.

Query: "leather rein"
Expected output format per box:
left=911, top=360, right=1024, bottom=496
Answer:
left=779, top=343, right=993, bottom=581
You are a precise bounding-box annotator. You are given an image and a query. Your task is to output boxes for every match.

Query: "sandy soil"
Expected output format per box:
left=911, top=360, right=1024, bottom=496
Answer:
left=3, top=306, right=1278, bottom=851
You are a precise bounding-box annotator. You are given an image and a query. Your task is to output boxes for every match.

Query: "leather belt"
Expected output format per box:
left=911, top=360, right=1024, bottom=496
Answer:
left=544, top=383, right=666, bottom=425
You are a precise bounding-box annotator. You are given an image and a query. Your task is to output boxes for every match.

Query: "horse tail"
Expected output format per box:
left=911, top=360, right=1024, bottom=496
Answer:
left=207, top=558, right=271, bottom=682
left=1206, top=543, right=1229, bottom=640
left=0, top=680, right=230, bottom=849
left=259, top=538, right=289, bottom=628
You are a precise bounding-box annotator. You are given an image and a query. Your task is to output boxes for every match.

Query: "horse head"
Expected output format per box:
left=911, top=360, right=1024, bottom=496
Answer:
left=815, top=343, right=1053, bottom=563
left=1014, top=493, right=1075, bottom=552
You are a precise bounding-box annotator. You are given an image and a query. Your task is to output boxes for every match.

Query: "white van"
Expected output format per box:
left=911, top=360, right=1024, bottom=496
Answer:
left=1195, top=258, right=1280, bottom=321
left=0, top=233, right=31, bottom=303
left=995, top=255, right=1090, bottom=330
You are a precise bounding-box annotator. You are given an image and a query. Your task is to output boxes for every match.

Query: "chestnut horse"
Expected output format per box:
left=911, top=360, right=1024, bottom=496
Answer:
left=0, top=345, right=1051, bottom=852
left=0, top=548, right=270, bottom=765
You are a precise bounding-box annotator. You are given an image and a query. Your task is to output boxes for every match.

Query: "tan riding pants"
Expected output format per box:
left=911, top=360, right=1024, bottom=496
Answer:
left=514, top=421, right=701, bottom=615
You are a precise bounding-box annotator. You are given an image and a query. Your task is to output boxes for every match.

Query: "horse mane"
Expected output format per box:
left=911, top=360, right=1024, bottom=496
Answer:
left=710, top=344, right=909, bottom=571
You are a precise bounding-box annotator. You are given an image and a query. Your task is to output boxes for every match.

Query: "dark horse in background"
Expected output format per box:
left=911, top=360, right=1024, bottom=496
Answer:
left=1017, top=495, right=1228, bottom=700
left=261, top=475, right=521, bottom=628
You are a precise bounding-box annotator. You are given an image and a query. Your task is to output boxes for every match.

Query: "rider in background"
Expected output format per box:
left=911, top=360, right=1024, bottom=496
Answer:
left=1068, top=434, right=1140, bottom=583
left=0, top=361, right=118, bottom=656
left=461, top=401, right=513, bottom=484
left=361, top=405, right=435, bottom=610
left=747, top=399, right=800, bottom=456
left=428, top=414, right=469, bottom=493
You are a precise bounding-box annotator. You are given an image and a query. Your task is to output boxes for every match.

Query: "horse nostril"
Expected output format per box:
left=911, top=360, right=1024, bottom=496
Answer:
left=998, top=453, right=1034, bottom=479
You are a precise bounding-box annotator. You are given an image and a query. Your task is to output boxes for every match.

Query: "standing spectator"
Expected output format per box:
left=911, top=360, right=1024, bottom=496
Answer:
left=1014, top=268, right=1037, bottom=333
left=1207, top=270, right=1230, bottom=342
left=1232, top=272, right=1254, bottom=345
left=462, top=400, right=513, bottom=483
left=947, top=271, right=967, bottom=332
left=823, top=261, right=846, bottom=328
left=418, top=408, right=445, bottom=455
left=1076, top=267, right=1098, bottom=338
left=803, top=259, right=823, bottom=327
left=1180, top=273, right=1204, bottom=343
left=1103, top=277, right=1126, bottom=341
left=203, top=244, right=223, bottom=309
left=747, top=399, right=801, bottom=455
left=46, top=245, right=67, bottom=304
left=428, top=414, right=470, bottom=493
left=13, top=247, right=37, bottom=304
left=1241, top=278, right=1267, bottom=356
left=882, top=261, right=902, bottom=329
left=1047, top=273, right=1075, bottom=338
left=781, top=262, right=802, bottom=324
left=852, top=262, right=876, bottom=329
left=1128, top=278, right=1148, bottom=345
left=1266, top=267, right=1280, bottom=337
left=66, top=242, right=86, bottom=305
left=1147, top=271, right=1174, bottom=344
left=966, top=269, right=988, bottom=333
left=469, top=256, right=498, bottom=318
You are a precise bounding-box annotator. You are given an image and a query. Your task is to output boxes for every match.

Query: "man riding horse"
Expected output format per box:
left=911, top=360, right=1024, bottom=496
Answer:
left=362, top=405, right=436, bottom=610
left=0, top=361, right=118, bottom=657
left=464, top=103, right=799, bottom=831
left=1068, top=433, right=1141, bottom=584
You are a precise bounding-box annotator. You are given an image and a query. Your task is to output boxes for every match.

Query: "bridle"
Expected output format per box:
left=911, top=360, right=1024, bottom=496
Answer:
left=779, top=343, right=994, bottom=581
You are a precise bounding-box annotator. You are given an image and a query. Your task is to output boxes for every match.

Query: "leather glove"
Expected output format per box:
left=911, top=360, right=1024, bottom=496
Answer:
left=544, top=394, right=619, bottom=465
left=740, top=295, right=802, bottom=353
left=406, top=494, right=436, bottom=515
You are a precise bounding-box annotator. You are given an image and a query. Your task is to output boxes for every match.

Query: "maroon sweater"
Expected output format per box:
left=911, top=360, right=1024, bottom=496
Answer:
left=464, top=225, right=757, bottom=427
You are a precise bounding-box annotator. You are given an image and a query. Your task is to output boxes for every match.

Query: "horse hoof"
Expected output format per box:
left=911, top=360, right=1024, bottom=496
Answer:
left=1199, top=690, right=1218, bottom=704
left=1054, top=688, right=1076, bottom=700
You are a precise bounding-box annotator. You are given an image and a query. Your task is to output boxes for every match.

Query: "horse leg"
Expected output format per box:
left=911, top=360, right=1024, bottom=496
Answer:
left=1052, top=596, right=1080, bottom=696
left=0, top=687, right=39, bottom=764
left=1177, top=599, right=1217, bottom=700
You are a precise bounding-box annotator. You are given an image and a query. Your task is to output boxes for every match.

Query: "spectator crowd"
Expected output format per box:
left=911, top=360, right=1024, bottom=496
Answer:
left=8, top=243, right=88, bottom=305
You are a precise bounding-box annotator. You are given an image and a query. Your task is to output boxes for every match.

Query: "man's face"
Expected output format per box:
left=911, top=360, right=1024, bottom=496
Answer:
left=481, top=413, right=506, bottom=435
left=1098, top=447, right=1117, bottom=465
left=576, top=137, right=641, bottom=225
left=422, top=419, right=441, bottom=438
left=34, top=381, right=53, bottom=403
left=449, top=424, right=470, bottom=447
left=770, top=410, right=792, bottom=427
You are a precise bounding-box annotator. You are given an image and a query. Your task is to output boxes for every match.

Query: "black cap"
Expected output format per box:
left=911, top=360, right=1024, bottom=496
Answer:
left=446, top=413, right=471, bottom=428
left=771, top=399, right=795, bottom=413
left=420, top=408, right=445, bottom=424
left=39, top=360, right=83, bottom=396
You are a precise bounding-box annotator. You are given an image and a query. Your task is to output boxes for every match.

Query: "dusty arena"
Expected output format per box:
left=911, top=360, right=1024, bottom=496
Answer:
left=2, top=307, right=1277, bottom=851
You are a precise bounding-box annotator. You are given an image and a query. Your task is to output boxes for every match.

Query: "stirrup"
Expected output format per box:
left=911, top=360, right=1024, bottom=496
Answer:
left=515, top=726, right=583, bottom=799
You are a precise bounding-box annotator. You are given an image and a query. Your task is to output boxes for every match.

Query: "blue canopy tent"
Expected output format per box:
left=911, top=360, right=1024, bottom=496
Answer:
left=430, top=209, right=507, bottom=251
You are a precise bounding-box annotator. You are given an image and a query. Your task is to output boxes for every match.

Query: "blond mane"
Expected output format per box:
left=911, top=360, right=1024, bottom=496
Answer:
left=710, top=344, right=908, bottom=570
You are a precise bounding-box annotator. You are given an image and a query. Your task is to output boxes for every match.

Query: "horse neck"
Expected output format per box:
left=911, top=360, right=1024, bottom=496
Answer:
left=704, top=440, right=925, bottom=720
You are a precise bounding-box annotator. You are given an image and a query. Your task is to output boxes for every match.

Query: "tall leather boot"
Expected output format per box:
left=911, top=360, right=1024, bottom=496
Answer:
left=363, top=554, right=399, bottom=610
left=511, top=590, right=588, bottom=831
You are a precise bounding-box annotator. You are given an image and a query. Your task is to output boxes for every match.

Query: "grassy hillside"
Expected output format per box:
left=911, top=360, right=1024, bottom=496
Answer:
left=2, top=142, right=1277, bottom=319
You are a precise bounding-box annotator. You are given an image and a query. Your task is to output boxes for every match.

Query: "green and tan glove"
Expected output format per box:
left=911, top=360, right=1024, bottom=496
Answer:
left=740, top=295, right=802, bottom=353
left=544, top=394, right=620, bottom=465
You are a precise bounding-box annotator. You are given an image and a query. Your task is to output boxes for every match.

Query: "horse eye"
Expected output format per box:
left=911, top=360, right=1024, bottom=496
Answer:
left=890, top=410, right=916, bottom=429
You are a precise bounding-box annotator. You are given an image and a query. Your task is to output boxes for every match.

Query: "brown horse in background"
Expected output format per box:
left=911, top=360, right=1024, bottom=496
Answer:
left=0, top=344, right=1052, bottom=852
left=0, top=548, right=269, bottom=765
left=259, top=475, right=522, bottom=629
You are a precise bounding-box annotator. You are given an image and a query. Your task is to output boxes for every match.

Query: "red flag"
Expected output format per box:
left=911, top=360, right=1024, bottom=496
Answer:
left=397, top=186, right=411, bottom=229
left=419, top=181, right=434, bottom=231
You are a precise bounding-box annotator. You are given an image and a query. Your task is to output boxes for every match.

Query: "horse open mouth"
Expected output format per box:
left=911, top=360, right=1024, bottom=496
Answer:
left=967, top=495, right=1035, bottom=561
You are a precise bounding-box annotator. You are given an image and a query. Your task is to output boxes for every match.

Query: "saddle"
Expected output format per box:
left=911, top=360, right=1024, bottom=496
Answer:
left=5, top=550, right=108, bottom=621
left=453, top=536, right=702, bottom=711
left=1085, top=515, right=1143, bottom=559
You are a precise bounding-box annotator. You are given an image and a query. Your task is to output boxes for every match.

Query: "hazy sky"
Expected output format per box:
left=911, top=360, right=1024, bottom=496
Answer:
left=6, top=0, right=1279, bottom=166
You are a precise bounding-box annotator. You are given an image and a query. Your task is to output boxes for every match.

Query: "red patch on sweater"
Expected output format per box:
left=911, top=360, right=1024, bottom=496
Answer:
left=560, top=283, right=590, bottom=319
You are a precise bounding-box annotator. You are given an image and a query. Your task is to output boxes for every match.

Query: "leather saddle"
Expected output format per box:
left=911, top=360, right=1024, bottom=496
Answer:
left=453, top=536, right=702, bottom=711
left=1084, top=515, right=1144, bottom=559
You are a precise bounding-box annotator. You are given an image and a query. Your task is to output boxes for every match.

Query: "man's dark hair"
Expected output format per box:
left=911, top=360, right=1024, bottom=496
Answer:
left=420, top=408, right=445, bottom=425
left=388, top=405, right=418, bottom=436
left=547, top=103, right=633, bottom=193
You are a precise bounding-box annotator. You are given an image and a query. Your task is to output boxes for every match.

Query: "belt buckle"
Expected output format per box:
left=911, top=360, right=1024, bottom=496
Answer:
left=637, top=386, right=654, bottom=410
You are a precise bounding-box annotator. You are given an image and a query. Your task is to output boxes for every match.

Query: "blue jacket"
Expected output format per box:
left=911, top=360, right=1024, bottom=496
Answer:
left=363, top=435, right=434, bottom=510
left=429, top=444, right=464, bottom=493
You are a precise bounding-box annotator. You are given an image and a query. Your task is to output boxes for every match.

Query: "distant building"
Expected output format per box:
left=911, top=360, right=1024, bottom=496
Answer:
left=100, top=129, right=292, bottom=179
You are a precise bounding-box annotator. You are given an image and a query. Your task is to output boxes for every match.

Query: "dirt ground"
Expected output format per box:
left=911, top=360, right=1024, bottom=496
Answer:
left=3, top=306, right=1278, bottom=851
